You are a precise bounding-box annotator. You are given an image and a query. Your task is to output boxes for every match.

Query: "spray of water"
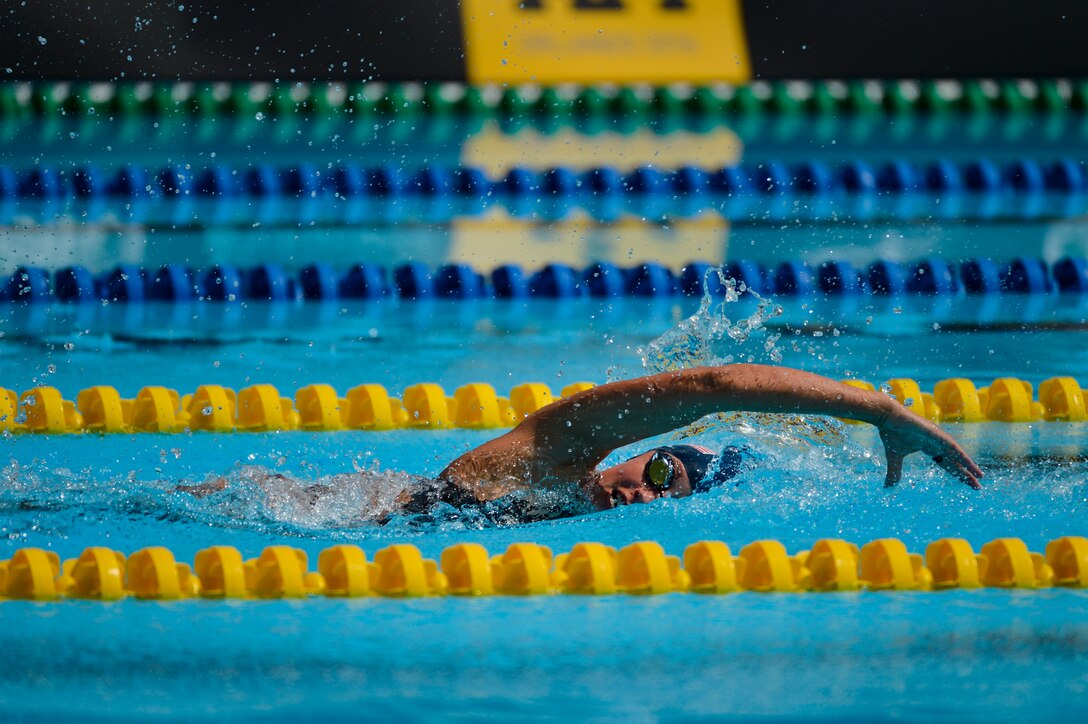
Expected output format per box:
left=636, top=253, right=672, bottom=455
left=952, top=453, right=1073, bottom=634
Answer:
left=634, top=266, right=852, bottom=457
left=640, top=268, right=785, bottom=374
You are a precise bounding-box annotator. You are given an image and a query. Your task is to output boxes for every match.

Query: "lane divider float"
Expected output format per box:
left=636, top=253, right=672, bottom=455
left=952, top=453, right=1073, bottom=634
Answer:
left=3, top=79, right=1084, bottom=119
left=2, top=375, right=1086, bottom=435
left=1, top=158, right=1084, bottom=204
left=1, top=536, right=1083, bottom=601
left=5, top=255, right=1086, bottom=303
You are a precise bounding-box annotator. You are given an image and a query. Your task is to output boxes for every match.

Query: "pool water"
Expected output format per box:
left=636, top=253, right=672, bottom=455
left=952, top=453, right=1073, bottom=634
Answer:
left=2, top=285, right=1088, bottom=721
left=3, top=100, right=1088, bottom=721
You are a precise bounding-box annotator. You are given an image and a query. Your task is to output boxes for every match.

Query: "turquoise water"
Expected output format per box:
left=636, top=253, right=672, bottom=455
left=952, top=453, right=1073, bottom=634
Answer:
left=2, top=288, right=1088, bottom=721
left=3, top=107, right=1088, bottom=719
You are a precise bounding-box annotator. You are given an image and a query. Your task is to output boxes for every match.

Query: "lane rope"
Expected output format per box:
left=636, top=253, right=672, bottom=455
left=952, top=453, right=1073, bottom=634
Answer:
left=5, top=256, right=1085, bottom=304
left=1, top=536, right=1083, bottom=600
left=2, top=79, right=1083, bottom=119
left=3, top=375, right=1087, bottom=435
left=1, top=158, right=1083, bottom=202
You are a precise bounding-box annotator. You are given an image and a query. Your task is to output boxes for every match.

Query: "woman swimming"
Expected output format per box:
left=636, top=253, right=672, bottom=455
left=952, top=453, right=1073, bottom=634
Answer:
left=185, top=364, right=982, bottom=522
left=402, top=363, right=981, bottom=513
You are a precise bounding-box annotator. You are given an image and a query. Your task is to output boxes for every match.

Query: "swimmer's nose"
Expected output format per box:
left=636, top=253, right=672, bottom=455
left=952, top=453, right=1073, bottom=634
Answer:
left=614, top=486, right=656, bottom=506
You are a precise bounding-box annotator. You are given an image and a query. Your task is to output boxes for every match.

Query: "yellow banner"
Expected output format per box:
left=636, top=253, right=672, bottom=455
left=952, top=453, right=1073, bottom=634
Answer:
left=450, top=210, right=729, bottom=268
left=461, top=123, right=742, bottom=174
left=461, top=0, right=751, bottom=84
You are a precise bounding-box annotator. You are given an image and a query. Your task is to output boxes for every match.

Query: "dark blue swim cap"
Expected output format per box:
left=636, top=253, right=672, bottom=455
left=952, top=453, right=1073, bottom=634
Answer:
left=656, top=444, right=746, bottom=494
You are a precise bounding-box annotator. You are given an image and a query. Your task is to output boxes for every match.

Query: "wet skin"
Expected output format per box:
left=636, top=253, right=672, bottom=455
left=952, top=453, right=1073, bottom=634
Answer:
left=590, top=450, right=694, bottom=510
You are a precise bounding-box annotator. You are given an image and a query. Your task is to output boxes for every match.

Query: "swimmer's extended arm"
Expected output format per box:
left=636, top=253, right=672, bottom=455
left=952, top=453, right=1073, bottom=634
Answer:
left=522, top=364, right=982, bottom=488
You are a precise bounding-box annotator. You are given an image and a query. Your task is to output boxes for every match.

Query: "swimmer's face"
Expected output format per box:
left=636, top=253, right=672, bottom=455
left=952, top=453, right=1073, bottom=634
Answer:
left=590, top=450, right=695, bottom=510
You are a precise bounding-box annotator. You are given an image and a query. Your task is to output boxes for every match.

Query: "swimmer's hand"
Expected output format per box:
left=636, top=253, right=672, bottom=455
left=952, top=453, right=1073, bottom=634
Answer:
left=878, top=406, right=983, bottom=489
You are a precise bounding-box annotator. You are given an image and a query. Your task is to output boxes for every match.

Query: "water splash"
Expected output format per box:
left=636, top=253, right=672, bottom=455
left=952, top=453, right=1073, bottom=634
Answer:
left=635, top=266, right=849, bottom=454
left=640, top=267, right=784, bottom=375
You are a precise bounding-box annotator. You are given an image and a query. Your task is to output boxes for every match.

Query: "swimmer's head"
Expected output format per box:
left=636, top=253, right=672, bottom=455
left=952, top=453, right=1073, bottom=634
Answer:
left=589, top=444, right=743, bottom=510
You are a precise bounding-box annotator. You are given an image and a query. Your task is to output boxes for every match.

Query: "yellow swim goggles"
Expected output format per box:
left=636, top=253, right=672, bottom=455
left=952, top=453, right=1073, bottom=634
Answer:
left=644, top=451, right=676, bottom=492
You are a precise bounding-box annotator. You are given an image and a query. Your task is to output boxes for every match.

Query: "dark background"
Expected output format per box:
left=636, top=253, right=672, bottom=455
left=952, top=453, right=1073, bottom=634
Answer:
left=1, top=0, right=1085, bottom=80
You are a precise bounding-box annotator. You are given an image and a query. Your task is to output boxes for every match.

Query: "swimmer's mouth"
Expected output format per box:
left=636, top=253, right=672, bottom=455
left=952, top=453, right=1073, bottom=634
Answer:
left=610, top=489, right=626, bottom=508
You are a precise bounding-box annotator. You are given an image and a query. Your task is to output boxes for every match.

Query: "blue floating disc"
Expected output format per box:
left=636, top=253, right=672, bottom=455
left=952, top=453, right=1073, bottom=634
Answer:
left=964, top=159, right=1002, bottom=192
left=924, top=159, right=964, bottom=193
left=528, top=264, right=580, bottom=298
left=772, top=261, right=816, bottom=295
left=54, top=266, right=98, bottom=303
left=907, top=257, right=958, bottom=295
left=627, top=262, right=676, bottom=297
left=148, top=265, right=197, bottom=302
left=491, top=264, right=529, bottom=299
left=1053, top=257, right=1088, bottom=293
left=867, top=260, right=908, bottom=295
left=102, top=264, right=147, bottom=302
left=434, top=263, right=485, bottom=298
left=582, top=262, right=627, bottom=297
left=1044, top=159, right=1086, bottom=193
left=1004, top=159, right=1044, bottom=193
left=393, top=262, right=434, bottom=299
left=671, top=166, right=710, bottom=194
left=583, top=167, right=622, bottom=196
left=959, top=259, right=1002, bottom=295
left=201, top=265, right=244, bottom=301
left=840, top=161, right=878, bottom=193
left=340, top=264, right=388, bottom=299
left=1000, top=257, right=1051, bottom=293
left=299, top=263, right=340, bottom=300
left=6, top=266, right=51, bottom=303
left=817, top=260, right=862, bottom=295
left=245, top=264, right=292, bottom=301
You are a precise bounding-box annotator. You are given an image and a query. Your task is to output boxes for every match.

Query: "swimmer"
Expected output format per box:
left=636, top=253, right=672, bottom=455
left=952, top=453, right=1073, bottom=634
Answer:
left=184, top=364, right=982, bottom=522
left=420, top=364, right=982, bottom=512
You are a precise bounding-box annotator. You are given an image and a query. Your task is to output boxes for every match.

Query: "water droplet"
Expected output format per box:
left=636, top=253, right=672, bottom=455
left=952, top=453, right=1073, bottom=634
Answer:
left=37, top=36, right=47, bottom=45
left=255, top=111, right=265, bottom=121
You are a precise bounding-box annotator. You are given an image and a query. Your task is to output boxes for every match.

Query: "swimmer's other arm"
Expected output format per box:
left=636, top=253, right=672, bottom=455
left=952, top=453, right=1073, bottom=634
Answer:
left=441, top=364, right=982, bottom=498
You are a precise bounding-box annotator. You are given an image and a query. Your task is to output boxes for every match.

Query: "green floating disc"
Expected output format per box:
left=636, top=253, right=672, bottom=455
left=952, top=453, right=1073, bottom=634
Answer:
left=997, top=79, right=1030, bottom=113
left=311, top=83, right=347, bottom=115
left=535, top=87, right=572, bottom=118
left=0, top=84, right=22, bottom=116
left=883, top=81, right=917, bottom=114
left=67, top=82, right=104, bottom=115
left=270, top=84, right=312, bottom=116
left=1036, top=79, right=1067, bottom=113
left=574, top=87, right=609, bottom=118
left=348, top=83, right=379, bottom=116
left=32, top=83, right=68, bottom=115
left=731, top=85, right=765, bottom=114
left=845, top=80, right=881, bottom=113
left=652, top=86, right=686, bottom=116
left=688, top=86, right=726, bottom=117
left=380, top=84, right=422, bottom=116
left=456, top=85, right=491, bottom=116
left=769, top=81, right=803, bottom=113
left=1070, top=80, right=1088, bottom=111
left=918, top=81, right=952, bottom=113
left=193, top=83, right=228, bottom=116
left=611, top=86, right=647, bottom=118
left=227, top=84, right=262, bottom=116
left=959, top=80, right=993, bottom=114
left=499, top=87, right=532, bottom=116
left=806, top=82, right=841, bottom=115
left=421, top=83, right=457, bottom=115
